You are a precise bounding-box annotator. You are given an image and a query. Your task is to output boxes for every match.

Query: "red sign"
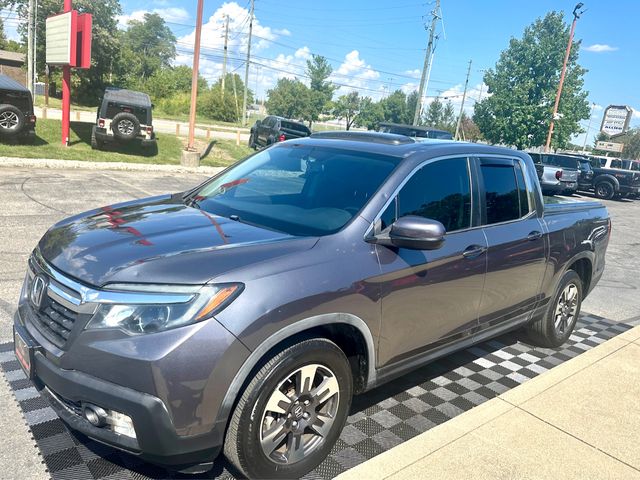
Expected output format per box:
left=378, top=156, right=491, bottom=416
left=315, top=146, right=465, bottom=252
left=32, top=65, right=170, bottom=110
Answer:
left=75, top=13, right=92, bottom=69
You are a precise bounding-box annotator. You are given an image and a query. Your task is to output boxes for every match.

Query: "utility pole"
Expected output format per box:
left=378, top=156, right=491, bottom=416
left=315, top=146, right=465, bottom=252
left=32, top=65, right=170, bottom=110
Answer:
left=221, top=15, right=229, bottom=97
left=545, top=2, right=584, bottom=152
left=61, top=0, right=71, bottom=145
left=242, top=0, right=254, bottom=126
left=413, top=0, right=439, bottom=126
left=454, top=59, right=472, bottom=140
left=27, top=0, right=34, bottom=95
left=186, top=0, right=204, bottom=151
left=582, top=102, right=596, bottom=152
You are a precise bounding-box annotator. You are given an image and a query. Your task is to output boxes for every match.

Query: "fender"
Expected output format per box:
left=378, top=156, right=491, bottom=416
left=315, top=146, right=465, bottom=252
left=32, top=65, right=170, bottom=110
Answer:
left=214, top=312, right=377, bottom=430
left=593, top=174, right=620, bottom=191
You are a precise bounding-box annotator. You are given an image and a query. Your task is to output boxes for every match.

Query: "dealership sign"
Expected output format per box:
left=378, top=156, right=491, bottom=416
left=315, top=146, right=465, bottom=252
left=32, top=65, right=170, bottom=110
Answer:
left=600, top=105, right=632, bottom=136
left=596, top=141, right=624, bottom=153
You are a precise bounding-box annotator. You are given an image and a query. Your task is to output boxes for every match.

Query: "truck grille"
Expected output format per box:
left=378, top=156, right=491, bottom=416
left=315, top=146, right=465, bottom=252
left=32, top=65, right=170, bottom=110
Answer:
left=31, top=296, right=79, bottom=348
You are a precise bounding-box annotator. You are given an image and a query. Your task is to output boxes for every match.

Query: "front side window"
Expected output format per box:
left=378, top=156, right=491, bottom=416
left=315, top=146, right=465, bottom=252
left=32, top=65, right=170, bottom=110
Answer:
left=192, top=145, right=399, bottom=236
left=480, top=161, right=522, bottom=224
left=380, top=157, right=472, bottom=232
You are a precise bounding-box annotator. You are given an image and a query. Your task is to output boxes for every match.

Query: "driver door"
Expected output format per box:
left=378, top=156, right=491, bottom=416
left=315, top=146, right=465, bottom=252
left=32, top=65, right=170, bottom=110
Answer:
left=374, top=157, right=487, bottom=366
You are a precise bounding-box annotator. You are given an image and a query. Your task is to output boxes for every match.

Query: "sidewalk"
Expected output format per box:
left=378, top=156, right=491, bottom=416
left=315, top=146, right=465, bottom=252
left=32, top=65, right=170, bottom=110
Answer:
left=338, top=325, right=640, bottom=480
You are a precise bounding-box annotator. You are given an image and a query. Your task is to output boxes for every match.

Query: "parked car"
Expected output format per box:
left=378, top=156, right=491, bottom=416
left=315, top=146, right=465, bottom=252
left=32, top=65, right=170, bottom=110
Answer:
left=14, top=132, right=610, bottom=479
left=528, top=153, right=579, bottom=194
left=249, top=115, right=311, bottom=149
left=91, top=88, right=156, bottom=151
left=0, top=74, right=36, bottom=143
left=584, top=155, right=640, bottom=199
left=378, top=122, right=454, bottom=140
left=528, top=153, right=565, bottom=195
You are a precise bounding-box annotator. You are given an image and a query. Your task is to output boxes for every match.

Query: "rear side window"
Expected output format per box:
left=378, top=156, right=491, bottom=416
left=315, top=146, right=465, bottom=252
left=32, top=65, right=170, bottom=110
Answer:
left=480, top=161, right=522, bottom=224
left=381, top=157, right=471, bottom=232
left=281, top=121, right=310, bottom=134
left=610, top=159, right=623, bottom=169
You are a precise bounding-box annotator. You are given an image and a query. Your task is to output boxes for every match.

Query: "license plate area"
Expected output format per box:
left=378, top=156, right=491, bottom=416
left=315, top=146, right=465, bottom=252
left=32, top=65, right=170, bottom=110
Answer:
left=14, top=326, right=39, bottom=379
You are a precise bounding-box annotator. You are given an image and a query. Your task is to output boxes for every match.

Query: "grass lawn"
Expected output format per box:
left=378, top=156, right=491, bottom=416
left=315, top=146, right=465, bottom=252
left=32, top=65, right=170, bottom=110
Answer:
left=0, top=118, right=252, bottom=167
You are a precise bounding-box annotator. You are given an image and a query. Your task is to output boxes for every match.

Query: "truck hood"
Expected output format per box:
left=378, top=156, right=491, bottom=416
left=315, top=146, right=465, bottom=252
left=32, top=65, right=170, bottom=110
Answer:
left=38, top=195, right=317, bottom=287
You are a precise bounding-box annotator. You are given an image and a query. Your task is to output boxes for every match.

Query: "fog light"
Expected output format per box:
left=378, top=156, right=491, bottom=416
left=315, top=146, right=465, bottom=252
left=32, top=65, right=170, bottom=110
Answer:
left=107, top=410, right=136, bottom=438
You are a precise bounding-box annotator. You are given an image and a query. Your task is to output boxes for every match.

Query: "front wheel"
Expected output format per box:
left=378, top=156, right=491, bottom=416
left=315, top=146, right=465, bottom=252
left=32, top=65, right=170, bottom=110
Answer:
left=526, top=270, right=583, bottom=348
left=224, top=338, right=353, bottom=479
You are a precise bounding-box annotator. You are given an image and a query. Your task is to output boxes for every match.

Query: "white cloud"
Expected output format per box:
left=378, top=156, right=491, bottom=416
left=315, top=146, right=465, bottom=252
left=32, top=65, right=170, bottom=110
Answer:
left=583, top=44, right=618, bottom=53
left=404, top=69, right=421, bottom=79
left=632, top=108, right=640, bottom=119
left=117, top=7, right=190, bottom=28
left=331, top=50, right=380, bottom=97
left=274, top=28, right=291, bottom=36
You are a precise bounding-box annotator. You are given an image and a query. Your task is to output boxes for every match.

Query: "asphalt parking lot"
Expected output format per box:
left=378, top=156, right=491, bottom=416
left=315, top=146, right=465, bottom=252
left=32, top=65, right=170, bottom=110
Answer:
left=0, top=167, right=638, bottom=478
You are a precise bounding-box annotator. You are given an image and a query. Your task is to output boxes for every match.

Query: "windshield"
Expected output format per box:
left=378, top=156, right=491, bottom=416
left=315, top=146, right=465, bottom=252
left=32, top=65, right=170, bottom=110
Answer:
left=191, top=144, right=399, bottom=236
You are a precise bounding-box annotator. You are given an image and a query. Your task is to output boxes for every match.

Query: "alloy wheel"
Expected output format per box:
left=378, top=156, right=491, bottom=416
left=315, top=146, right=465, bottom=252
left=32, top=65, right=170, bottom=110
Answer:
left=259, top=363, right=340, bottom=465
left=117, top=119, right=135, bottom=136
left=554, top=283, right=578, bottom=335
left=0, top=111, right=19, bottom=130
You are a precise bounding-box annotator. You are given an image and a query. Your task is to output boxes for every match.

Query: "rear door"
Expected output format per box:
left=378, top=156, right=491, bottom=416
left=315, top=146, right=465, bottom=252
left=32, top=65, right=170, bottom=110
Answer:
left=375, top=156, right=487, bottom=366
left=475, top=157, right=547, bottom=331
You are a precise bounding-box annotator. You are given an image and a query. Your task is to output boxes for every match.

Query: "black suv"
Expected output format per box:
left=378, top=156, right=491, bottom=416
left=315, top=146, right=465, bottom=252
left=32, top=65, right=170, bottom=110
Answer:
left=92, top=88, right=156, bottom=151
left=249, top=115, right=311, bottom=149
left=0, top=74, right=36, bottom=142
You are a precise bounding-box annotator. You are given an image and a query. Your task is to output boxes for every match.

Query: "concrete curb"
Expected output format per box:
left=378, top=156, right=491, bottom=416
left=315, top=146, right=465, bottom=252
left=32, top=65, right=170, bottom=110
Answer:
left=0, top=156, right=226, bottom=175
left=337, top=324, right=640, bottom=480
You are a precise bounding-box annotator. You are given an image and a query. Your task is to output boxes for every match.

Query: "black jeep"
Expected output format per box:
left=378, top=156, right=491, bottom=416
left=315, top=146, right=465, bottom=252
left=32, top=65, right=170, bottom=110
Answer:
left=92, top=88, right=156, bottom=151
left=0, top=74, right=36, bottom=143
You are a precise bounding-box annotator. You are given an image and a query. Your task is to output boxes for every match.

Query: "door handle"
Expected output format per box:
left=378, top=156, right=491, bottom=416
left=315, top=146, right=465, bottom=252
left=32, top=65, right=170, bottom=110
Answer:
left=462, top=245, right=487, bottom=259
left=527, top=231, right=543, bottom=241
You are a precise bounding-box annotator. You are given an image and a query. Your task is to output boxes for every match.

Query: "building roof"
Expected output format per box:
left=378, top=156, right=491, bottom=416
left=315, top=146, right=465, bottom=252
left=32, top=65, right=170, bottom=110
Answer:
left=0, top=50, right=25, bottom=63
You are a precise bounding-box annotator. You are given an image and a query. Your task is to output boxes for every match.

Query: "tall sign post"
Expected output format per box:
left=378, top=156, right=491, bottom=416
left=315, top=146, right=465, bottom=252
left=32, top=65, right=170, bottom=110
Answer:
left=45, top=1, right=92, bottom=145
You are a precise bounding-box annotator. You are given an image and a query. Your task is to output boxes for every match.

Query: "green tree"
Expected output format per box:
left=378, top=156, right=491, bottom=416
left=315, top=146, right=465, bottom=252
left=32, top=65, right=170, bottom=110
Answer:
left=143, top=66, right=207, bottom=101
left=473, top=11, right=589, bottom=149
left=9, top=0, right=122, bottom=104
left=333, top=91, right=363, bottom=130
left=380, top=90, right=408, bottom=124
left=357, top=97, right=384, bottom=130
left=306, top=55, right=335, bottom=125
left=460, top=112, right=482, bottom=142
left=424, top=98, right=456, bottom=131
left=266, top=78, right=310, bottom=120
left=406, top=91, right=419, bottom=124
left=120, top=13, right=176, bottom=83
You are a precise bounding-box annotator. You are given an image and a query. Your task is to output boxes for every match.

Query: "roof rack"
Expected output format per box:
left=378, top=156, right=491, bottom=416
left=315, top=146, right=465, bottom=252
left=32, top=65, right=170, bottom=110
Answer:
left=310, top=131, right=415, bottom=145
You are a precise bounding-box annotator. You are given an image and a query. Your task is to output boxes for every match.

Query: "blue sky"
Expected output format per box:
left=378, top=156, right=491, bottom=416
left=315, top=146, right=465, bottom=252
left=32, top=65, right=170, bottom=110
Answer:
left=10, top=0, right=640, bottom=145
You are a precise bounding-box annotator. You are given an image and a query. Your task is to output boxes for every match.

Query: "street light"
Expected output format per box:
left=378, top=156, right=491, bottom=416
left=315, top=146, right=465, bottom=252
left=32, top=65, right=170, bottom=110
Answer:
left=544, top=2, right=585, bottom=152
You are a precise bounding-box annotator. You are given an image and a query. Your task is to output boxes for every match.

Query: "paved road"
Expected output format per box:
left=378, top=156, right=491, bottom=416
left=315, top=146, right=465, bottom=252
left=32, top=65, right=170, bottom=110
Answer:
left=0, top=167, right=637, bottom=478
left=34, top=107, right=251, bottom=142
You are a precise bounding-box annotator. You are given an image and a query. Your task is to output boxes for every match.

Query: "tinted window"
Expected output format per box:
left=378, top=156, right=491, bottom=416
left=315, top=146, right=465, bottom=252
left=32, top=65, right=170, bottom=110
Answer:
left=528, top=153, right=542, bottom=164
left=481, top=163, right=520, bottom=224
left=281, top=121, right=310, bottom=134
left=610, top=159, right=623, bottom=169
left=381, top=158, right=471, bottom=232
left=549, top=155, right=578, bottom=169
left=514, top=162, right=531, bottom=216
left=194, top=145, right=398, bottom=236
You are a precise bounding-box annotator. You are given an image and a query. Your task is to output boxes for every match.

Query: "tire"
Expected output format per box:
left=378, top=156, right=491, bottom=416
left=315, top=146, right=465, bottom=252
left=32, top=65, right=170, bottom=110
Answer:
left=526, top=270, right=583, bottom=348
left=0, top=104, right=25, bottom=136
left=90, top=126, right=102, bottom=150
left=594, top=181, right=615, bottom=200
left=224, top=338, right=353, bottom=479
left=248, top=130, right=257, bottom=149
left=111, top=112, right=140, bottom=142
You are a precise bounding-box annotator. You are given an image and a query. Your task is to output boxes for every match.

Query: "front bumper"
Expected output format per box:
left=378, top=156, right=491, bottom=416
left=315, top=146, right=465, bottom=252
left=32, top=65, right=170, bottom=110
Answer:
left=14, top=309, right=226, bottom=469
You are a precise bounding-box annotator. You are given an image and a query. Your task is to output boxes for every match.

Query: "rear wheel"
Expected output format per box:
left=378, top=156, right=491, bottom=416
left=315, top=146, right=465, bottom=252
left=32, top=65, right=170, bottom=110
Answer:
left=594, top=181, right=615, bottom=200
left=0, top=104, right=24, bottom=136
left=526, top=270, right=582, bottom=348
left=111, top=112, right=140, bottom=142
left=224, top=338, right=353, bottom=479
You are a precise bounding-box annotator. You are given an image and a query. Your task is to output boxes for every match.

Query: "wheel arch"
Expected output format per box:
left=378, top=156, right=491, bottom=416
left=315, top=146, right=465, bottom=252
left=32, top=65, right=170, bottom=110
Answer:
left=566, top=254, right=594, bottom=296
left=593, top=174, right=620, bottom=191
left=215, top=313, right=376, bottom=431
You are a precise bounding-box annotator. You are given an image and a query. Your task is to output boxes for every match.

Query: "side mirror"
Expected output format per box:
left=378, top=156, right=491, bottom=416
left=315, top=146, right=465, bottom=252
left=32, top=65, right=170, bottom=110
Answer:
left=369, top=216, right=446, bottom=250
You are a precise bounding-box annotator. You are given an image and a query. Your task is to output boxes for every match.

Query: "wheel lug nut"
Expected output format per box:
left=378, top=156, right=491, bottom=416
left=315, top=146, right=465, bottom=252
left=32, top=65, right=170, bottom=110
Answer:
left=304, top=400, right=310, bottom=405
left=303, top=412, right=310, bottom=419
left=292, top=421, right=298, bottom=427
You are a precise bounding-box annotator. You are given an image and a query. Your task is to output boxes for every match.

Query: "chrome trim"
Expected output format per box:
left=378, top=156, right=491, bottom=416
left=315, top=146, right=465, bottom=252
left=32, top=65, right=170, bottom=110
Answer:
left=32, top=250, right=196, bottom=308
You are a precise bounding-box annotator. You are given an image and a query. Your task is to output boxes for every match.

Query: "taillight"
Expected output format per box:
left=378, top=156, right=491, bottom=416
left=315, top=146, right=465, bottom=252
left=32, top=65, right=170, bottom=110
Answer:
left=29, top=115, right=36, bottom=123
left=555, top=169, right=563, bottom=180
left=98, top=119, right=105, bottom=128
left=146, top=126, right=153, bottom=135
left=278, top=133, right=286, bottom=142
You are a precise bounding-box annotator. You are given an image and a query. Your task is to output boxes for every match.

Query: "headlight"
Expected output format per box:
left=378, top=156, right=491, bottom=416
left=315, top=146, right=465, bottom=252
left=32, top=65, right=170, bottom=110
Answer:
left=86, top=283, right=243, bottom=335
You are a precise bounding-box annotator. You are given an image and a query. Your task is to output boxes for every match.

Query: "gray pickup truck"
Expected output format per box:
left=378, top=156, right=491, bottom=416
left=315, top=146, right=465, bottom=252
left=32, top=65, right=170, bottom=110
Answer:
left=14, top=133, right=610, bottom=479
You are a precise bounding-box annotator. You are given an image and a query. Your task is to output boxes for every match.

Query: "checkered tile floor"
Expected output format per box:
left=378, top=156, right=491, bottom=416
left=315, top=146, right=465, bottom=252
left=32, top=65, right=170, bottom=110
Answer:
left=0, top=314, right=631, bottom=479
